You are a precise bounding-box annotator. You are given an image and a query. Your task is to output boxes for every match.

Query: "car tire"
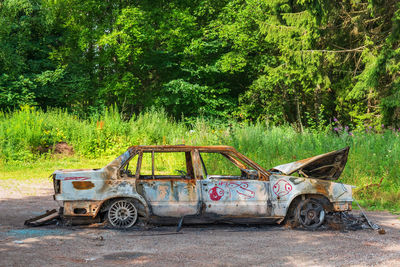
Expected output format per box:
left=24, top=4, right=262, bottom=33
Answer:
left=107, top=198, right=138, bottom=229
left=295, top=198, right=325, bottom=230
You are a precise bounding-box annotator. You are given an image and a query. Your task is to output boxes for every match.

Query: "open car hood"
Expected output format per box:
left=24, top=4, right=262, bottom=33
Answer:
left=271, top=147, right=350, bottom=180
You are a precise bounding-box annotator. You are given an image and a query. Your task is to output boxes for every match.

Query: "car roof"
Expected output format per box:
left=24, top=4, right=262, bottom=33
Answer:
left=127, top=145, right=236, bottom=153
left=126, top=145, right=270, bottom=178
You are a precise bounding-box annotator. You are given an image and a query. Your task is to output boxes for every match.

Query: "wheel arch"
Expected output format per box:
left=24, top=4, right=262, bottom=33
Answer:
left=95, top=194, right=150, bottom=219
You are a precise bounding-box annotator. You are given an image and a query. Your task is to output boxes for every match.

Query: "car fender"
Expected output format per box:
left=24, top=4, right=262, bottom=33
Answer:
left=95, top=193, right=150, bottom=218
left=269, top=175, right=353, bottom=217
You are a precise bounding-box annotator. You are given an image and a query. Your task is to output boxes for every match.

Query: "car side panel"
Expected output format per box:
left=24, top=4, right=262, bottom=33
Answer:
left=200, top=179, right=271, bottom=216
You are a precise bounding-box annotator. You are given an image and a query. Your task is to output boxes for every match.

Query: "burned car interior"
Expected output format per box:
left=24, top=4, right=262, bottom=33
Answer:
left=121, top=151, right=196, bottom=180
left=199, top=152, right=259, bottom=180
left=121, top=149, right=260, bottom=181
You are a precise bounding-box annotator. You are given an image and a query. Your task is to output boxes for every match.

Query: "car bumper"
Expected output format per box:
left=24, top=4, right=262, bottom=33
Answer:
left=332, top=201, right=352, bottom=211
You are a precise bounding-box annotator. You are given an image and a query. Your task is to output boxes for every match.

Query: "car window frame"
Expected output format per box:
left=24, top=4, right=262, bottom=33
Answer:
left=136, top=150, right=195, bottom=180
left=117, top=150, right=140, bottom=179
left=198, top=151, right=256, bottom=179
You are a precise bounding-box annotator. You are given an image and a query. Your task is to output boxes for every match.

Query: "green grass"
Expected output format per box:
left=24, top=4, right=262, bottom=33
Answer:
left=1, top=107, right=400, bottom=212
left=0, top=156, right=114, bottom=180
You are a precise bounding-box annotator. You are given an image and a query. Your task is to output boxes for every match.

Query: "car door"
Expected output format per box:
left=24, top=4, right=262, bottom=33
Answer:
left=136, top=150, right=201, bottom=217
left=197, top=151, right=271, bottom=217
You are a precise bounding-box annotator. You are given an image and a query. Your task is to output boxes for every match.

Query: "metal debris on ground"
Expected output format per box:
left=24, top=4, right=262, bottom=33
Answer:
left=324, top=211, right=384, bottom=233
left=353, top=198, right=381, bottom=230
left=24, top=208, right=383, bottom=234
left=24, top=209, right=61, bottom=227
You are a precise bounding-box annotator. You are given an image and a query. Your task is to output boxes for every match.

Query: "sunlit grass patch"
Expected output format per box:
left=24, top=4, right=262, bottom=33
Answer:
left=0, top=156, right=114, bottom=180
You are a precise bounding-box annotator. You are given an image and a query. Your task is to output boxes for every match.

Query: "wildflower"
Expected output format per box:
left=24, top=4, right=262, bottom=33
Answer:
left=334, top=127, right=339, bottom=132
left=344, top=126, right=349, bottom=131
left=349, top=132, right=354, bottom=136
left=333, top=117, right=338, bottom=122
left=96, top=121, right=105, bottom=130
left=381, top=124, right=385, bottom=128
left=369, top=126, right=372, bottom=129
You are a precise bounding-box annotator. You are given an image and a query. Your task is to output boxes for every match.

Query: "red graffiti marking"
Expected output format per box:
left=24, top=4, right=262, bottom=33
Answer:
left=272, top=179, right=292, bottom=197
left=64, top=177, right=90, bottom=181
left=209, top=186, right=224, bottom=201
left=209, top=182, right=255, bottom=201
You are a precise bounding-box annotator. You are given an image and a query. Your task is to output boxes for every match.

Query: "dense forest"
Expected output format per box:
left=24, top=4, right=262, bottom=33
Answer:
left=1, top=0, right=400, bottom=129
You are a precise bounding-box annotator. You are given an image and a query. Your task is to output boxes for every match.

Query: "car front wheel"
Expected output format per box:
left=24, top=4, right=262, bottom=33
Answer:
left=295, top=198, right=325, bottom=229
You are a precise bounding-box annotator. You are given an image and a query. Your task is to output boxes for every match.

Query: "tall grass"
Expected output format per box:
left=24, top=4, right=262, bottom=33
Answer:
left=1, top=106, right=399, bottom=211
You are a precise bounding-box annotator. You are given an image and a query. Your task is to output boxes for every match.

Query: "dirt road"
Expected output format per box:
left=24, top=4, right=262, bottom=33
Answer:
left=1, top=178, right=399, bottom=267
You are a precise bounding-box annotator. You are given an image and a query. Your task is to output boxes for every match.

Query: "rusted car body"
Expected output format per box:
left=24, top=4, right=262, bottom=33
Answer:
left=52, top=145, right=353, bottom=229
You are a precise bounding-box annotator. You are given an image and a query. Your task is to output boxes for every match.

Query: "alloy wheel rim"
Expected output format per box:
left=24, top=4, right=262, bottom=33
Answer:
left=108, top=200, right=138, bottom=228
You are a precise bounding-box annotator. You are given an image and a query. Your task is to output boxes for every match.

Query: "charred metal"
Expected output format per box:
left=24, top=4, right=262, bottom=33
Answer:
left=31, top=145, right=356, bottom=229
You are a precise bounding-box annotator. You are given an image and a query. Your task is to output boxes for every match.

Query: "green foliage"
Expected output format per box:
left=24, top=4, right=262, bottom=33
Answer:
left=1, top=0, right=399, bottom=127
left=0, top=0, right=67, bottom=109
left=161, top=79, right=234, bottom=119
left=0, top=75, right=36, bottom=107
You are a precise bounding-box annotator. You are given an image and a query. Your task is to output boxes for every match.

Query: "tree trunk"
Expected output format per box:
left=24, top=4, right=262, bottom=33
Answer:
left=296, top=96, right=304, bottom=133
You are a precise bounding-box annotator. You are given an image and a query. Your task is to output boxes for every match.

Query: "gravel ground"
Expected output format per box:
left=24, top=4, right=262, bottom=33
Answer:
left=0, top=179, right=399, bottom=267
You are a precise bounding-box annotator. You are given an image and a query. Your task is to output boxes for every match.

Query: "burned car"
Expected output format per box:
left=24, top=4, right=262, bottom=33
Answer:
left=50, top=145, right=353, bottom=229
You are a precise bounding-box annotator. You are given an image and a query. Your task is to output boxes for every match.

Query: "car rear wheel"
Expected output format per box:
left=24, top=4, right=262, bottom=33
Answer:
left=296, top=198, right=325, bottom=229
left=107, top=198, right=138, bottom=229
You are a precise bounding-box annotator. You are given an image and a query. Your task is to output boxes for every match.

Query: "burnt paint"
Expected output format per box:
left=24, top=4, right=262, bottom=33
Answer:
left=72, top=181, right=95, bottom=190
left=289, top=177, right=304, bottom=185
left=315, top=183, right=329, bottom=195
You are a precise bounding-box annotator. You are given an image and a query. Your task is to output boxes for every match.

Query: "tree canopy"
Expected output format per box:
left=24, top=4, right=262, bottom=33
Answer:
left=0, top=0, right=399, bottom=129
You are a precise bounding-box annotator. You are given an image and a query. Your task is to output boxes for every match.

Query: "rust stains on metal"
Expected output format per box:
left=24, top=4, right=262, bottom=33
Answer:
left=314, top=183, right=328, bottom=195
left=271, top=147, right=350, bottom=180
left=24, top=209, right=60, bottom=226
left=332, top=202, right=352, bottom=211
left=72, top=181, right=95, bottom=190
left=63, top=200, right=102, bottom=217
